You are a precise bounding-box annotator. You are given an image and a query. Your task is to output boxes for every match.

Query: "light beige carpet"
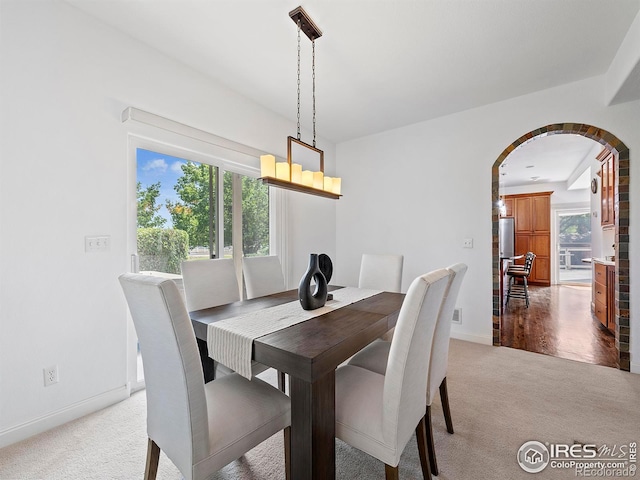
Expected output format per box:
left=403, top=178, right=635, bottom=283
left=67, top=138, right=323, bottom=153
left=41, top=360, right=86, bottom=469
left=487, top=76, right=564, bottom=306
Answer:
left=1, top=339, right=639, bottom=479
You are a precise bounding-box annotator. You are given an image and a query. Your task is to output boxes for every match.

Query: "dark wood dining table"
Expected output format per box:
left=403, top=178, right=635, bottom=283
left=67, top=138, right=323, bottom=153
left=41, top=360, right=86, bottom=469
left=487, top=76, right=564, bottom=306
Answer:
left=189, top=287, right=405, bottom=480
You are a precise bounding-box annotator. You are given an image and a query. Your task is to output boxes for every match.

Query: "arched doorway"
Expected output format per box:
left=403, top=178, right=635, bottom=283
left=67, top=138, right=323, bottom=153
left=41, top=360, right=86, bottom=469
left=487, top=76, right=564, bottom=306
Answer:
left=491, top=123, right=630, bottom=371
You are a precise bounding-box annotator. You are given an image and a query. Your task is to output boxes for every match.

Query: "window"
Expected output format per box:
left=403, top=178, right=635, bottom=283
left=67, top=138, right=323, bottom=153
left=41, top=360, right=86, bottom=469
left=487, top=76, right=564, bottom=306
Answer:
left=133, top=146, right=272, bottom=387
left=237, top=174, right=270, bottom=257
left=557, top=210, right=591, bottom=284
left=136, top=148, right=270, bottom=274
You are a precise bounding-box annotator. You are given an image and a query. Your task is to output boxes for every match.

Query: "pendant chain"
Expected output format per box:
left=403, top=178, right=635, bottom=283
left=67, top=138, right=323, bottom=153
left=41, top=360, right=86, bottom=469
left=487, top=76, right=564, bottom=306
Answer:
left=312, top=38, right=316, bottom=147
left=295, top=18, right=318, bottom=147
left=296, top=20, right=301, bottom=141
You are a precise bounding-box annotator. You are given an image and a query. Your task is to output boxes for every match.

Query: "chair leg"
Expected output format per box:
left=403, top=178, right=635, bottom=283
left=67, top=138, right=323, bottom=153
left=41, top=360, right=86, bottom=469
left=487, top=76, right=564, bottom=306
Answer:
left=284, top=426, right=291, bottom=480
left=524, top=276, right=530, bottom=308
left=415, top=415, right=433, bottom=480
left=144, top=438, right=160, bottom=480
left=424, top=406, right=438, bottom=477
left=278, top=370, right=286, bottom=393
left=385, top=463, right=400, bottom=480
left=439, top=377, right=454, bottom=434
left=505, top=276, right=513, bottom=307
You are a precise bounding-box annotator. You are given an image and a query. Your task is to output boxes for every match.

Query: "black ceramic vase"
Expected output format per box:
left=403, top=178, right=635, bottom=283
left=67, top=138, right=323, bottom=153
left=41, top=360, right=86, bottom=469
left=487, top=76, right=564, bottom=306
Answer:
left=299, top=253, right=328, bottom=310
left=318, top=253, right=333, bottom=284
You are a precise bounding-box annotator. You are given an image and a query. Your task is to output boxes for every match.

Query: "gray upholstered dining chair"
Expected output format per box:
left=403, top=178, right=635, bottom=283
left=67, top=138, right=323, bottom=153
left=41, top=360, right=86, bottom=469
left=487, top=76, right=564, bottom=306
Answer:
left=359, top=254, right=404, bottom=341
left=242, top=255, right=288, bottom=390
left=181, top=258, right=240, bottom=311
left=180, top=258, right=270, bottom=380
left=335, top=268, right=452, bottom=480
left=119, top=273, right=291, bottom=480
left=242, top=255, right=286, bottom=300
left=346, top=263, right=468, bottom=477
left=358, top=253, right=404, bottom=292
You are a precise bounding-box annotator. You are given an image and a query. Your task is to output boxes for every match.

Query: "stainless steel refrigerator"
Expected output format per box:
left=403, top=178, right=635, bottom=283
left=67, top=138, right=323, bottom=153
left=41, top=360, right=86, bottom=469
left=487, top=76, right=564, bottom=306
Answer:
left=499, top=217, right=515, bottom=258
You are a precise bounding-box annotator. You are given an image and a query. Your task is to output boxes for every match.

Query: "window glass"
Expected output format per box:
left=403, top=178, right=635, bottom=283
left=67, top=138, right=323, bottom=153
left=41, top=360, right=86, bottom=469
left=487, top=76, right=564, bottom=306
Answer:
left=558, top=211, right=592, bottom=284
left=223, top=170, right=233, bottom=258
left=242, top=175, right=270, bottom=257
left=136, top=148, right=270, bottom=275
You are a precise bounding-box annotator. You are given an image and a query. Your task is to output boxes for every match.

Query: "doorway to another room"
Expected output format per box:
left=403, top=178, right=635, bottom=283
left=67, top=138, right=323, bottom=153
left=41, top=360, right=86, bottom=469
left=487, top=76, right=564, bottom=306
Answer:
left=501, top=206, right=618, bottom=368
left=492, top=123, right=630, bottom=371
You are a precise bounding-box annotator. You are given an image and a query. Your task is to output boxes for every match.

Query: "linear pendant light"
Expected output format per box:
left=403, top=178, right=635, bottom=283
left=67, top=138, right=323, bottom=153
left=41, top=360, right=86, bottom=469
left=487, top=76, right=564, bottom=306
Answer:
left=260, top=6, right=341, bottom=200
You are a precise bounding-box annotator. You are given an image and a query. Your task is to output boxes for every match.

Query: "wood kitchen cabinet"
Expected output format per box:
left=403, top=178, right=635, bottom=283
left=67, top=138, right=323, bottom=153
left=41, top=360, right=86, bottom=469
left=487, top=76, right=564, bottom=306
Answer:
left=515, top=197, right=532, bottom=232
left=505, top=191, right=552, bottom=286
left=597, top=148, right=616, bottom=229
left=530, top=234, right=550, bottom=283
left=500, top=197, right=513, bottom=217
left=593, top=260, right=615, bottom=332
left=514, top=194, right=550, bottom=234
left=532, top=195, right=551, bottom=232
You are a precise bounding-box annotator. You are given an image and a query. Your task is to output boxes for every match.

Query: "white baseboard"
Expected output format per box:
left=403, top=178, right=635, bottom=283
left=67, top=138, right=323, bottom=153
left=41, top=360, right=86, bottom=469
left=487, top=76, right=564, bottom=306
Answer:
left=631, top=361, right=640, bottom=375
left=0, top=385, right=130, bottom=449
left=450, top=330, right=493, bottom=345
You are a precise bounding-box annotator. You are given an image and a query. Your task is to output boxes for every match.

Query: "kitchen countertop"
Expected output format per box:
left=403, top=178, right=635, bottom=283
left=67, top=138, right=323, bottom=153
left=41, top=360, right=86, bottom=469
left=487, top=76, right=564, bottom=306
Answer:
left=592, top=257, right=615, bottom=266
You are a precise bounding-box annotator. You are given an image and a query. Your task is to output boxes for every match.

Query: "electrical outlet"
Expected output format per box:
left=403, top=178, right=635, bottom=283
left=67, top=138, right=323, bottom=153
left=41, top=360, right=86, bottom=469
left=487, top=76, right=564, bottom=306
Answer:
left=452, top=308, right=462, bottom=324
left=44, top=365, right=59, bottom=386
left=463, top=238, right=473, bottom=248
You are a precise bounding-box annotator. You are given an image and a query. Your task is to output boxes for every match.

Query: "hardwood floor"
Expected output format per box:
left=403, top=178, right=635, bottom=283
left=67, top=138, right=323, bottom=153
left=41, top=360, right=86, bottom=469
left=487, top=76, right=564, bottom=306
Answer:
left=501, top=284, right=619, bottom=368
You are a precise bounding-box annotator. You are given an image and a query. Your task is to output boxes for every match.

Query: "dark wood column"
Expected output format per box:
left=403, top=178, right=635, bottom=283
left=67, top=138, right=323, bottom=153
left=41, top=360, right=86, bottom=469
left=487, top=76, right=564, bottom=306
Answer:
left=290, top=372, right=335, bottom=480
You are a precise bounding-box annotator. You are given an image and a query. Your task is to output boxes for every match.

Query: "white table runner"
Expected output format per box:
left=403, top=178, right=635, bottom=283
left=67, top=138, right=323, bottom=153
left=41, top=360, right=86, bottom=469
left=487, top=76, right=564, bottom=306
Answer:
left=207, top=287, right=382, bottom=379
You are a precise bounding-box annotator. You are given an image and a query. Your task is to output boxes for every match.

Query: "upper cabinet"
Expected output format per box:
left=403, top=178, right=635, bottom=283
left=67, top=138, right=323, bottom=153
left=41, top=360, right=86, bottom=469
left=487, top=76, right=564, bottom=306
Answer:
left=532, top=195, right=551, bottom=233
left=512, top=193, right=551, bottom=234
left=597, top=148, right=616, bottom=229
left=500, top=197, right=514, bottom=217
left=514, top=197, right=532, bottom=232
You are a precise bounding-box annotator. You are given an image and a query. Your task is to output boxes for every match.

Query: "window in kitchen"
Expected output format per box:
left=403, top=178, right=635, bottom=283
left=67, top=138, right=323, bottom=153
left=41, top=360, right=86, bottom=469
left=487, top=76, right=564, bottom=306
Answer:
left=557, top=210, right=592, bottom=284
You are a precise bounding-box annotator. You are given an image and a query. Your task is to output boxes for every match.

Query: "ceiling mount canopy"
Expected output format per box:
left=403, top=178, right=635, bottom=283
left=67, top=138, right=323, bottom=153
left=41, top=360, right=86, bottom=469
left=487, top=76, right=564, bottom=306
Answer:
left=260, top=5, right=341, bottom=199
left=289, top=6, right=322, bottom=41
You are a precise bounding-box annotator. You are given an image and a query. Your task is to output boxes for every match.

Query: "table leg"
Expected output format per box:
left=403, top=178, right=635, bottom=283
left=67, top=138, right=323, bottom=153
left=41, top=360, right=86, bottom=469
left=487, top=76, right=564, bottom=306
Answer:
left=289, top=371, right=336, bottom=480
left=500, top=259, right=509, bottom=312
left=196, top=337, right=216, bottom=383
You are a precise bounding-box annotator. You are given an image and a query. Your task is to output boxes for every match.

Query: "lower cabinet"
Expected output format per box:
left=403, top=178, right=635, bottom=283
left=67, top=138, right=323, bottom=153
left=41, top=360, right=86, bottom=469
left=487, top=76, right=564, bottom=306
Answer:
left=593, top=261, right=615, bottom=332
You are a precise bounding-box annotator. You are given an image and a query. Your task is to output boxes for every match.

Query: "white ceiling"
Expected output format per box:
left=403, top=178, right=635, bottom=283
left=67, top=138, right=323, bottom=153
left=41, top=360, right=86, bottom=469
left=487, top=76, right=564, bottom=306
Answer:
left=65, top=0, right=639, bottom=187
left=500, top=134, right=599, bottom=188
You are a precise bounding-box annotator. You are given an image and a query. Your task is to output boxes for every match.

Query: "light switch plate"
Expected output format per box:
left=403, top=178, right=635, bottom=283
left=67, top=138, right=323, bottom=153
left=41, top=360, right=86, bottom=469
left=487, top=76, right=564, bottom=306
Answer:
left=85, top=235, right=110, bottom=253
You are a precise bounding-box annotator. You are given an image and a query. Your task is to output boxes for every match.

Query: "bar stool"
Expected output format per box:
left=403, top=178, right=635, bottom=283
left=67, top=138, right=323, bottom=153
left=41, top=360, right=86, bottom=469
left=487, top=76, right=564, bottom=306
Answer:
left=505, top=252, right=536, bottom=308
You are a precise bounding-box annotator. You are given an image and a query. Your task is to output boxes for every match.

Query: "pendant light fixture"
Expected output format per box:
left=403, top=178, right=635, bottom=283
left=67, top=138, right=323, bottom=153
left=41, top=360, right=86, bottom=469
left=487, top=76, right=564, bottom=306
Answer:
left=260, top=6, right=341, bottom=199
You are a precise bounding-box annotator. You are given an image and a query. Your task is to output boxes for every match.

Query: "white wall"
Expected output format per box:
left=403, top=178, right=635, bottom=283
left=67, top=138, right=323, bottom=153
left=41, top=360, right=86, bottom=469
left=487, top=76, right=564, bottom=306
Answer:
left=335, top=76, right=640, bottom=362
left=0, top=1, right=336, bottom=446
